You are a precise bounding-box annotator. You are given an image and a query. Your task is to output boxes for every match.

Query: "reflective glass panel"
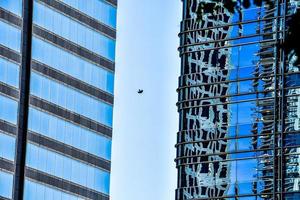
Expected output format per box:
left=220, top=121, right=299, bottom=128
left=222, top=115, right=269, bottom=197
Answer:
left=24, top=180, right=85, bottom=200
left=26, top=143, right=110, bottom=194
left=0, top=57, right=19, bottom=88
left=0, top=94, right=18, bottom=124
left=0, top=170, right=13, bottom=198
left=0, top=20, right=21, bottom=52
left=28, top=107, right=112, bottom=160
left=0, top=0, right=22, bottom=16
left=0, top=132, right=15, bottom=161
left=33, top=1, right=115, bottom=61
left=59, top=0, right=117, bottom=28
left=31, top=37, right=114, bottom=94
left=228, top=101, right=259, bottom=125
left=30, top=72, right=113, bottom=127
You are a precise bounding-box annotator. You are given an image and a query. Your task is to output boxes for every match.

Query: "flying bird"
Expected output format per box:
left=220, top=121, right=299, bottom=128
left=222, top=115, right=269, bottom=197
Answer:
left=137, top=89, right=144, bottom=94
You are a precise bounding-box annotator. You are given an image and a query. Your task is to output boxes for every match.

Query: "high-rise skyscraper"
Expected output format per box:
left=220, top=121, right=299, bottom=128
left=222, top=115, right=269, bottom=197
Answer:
left=176, top=0, right=300, bottom=199
left=0, top=0, right=116, bottom=199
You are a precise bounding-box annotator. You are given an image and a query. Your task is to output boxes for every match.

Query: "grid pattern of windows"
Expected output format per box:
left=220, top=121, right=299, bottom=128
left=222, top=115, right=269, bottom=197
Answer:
left=24, top=180, right=85, bottom=200
left=177, top=0, right=300, bottom=199
left=27, top=0, right=115, bottom=199
left=58, top=0, right=117, bottom=28
left=0, top=0, right=116, bottom=199
left=26, top=143, right=110, bottom=194
left=0, top=2, right=22, bottom=199
left=30, top=72, right=113, bottom=127
left=33, top=1, right=116, bottom=61
left=28, top=107, right=112, bottom=160
left=32, top=37, right=114, bottom=94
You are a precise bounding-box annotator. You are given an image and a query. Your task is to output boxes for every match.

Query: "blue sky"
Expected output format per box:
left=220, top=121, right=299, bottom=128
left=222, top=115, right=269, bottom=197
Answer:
left=111, top=0, right=182, bottom=199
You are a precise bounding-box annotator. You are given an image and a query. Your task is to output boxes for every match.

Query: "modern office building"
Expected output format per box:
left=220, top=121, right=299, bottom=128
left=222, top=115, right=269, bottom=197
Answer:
left=0, top=0, right=116, bottom=199
left=176, top=0, right=300, bottom=199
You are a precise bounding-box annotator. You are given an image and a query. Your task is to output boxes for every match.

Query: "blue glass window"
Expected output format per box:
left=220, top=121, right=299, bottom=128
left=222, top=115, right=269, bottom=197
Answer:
left=33, top=1, right=116, bottom=61
left=59, top=0, right=117, bottom=28
left=28, top=107, right=112, bottom=160
left=0, top=57, right=19, bottom=88
left=231, top=6, right=261, bottom=23
left=24, top=180, right=85, bottom=200
left=284, top=193, right=300, bottom=200
left=30, top=72, right=113, bottom=127
left=216, top=158, right=259, bottom=196
left=230, top=44, right=259, bottom=68
left=26, top=143, right=110, bottom=194
left=229, top=101, right=258, bottom=125
left=0, top=170, right=13, bottom=198
left=0, top=20, right=21, bottom=52
left=0, top=0, right=22, bottom=16
left=32, top=37, right=114, bottom=94
left=238, top=66, right=255, bottom=79
left=237, top=159, right=257, bottom=194
left=286, top=74, right=300, bottom=87
left=0, top=94, right=18, bottom=124
left=0, top=132, right=15, bottom=161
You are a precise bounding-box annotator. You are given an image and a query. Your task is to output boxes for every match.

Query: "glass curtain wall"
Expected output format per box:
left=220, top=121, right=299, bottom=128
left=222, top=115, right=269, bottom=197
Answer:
left=23, top=0, right=116, bottom=199
left=176, top=0, right=300, bottom=199
left=0, top=0, right=116, bottom=199
left=0, top=0, right=22, bottom=199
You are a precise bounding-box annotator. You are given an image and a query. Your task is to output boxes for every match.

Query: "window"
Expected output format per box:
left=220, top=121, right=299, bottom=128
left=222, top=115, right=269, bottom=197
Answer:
left=26, top=143, right=110, bottom=194
left=33, top=1, right=116, bottom=61
left=58, top=0, right=117, bottom=28
left=30, top=72, right=113, bottom=127
left=28, top=107, right=112, bottom=160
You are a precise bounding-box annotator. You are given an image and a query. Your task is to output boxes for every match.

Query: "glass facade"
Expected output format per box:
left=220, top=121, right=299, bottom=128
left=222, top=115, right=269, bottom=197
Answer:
left=28, top=107, right=112, bottom=160
left=26, top=143, right=110, bottom=194
left=31, top=37, right=114, bottom=94
left=24, top=180, right=85, bottom=200
left=0, top=57, right=19, bottom=88
left=30, top=72, right=113, bottom=126
left=33, top=1, right=116, bottom=61
left=0, top=20, right=21, bottom=52
left=0, top=0, right=116, bottom=199
left=0, top=170, right=13, bottom=199
left=0, top=132, right=15, bottom=161
left=177, top=0, right=300, bottom=200
left=0, top=94, right=18, bottom=124
left=58, top=0, right=117, bottom=28
left=0, top=0, right=22, bottom=16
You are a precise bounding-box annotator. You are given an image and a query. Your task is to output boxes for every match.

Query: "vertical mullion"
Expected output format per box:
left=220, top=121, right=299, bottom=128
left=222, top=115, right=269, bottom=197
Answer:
left=280, top=0, right=288, bottom=199
left=13, top=0, right=33, bottom=200
left=273, top=0, right=281, bottom=198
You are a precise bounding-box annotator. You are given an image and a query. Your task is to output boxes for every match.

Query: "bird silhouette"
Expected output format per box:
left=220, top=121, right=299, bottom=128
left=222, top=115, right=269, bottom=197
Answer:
left=137, top=89, right=144, bottom=94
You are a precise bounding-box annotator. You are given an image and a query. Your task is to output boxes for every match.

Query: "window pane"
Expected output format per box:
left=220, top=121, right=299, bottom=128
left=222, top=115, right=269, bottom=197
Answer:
left=0, top=94, right=18, bottom=124
left=26, top=143, right=110, bottom=194
left=0, top=57, right=19, bottom=88
left=30, top=72, right=113, bottom=127
left=0, top=0, right=22, bottom=16
left=31, top=37, right=114, bottom=94
left=0, top=170, right=13, bottom=198
left=58, top=0, right=117, bottom=28
left=0, top=20, right=21, bottom=52
left=0, top=132, right=15, bottom=161
left=24, top=180, right=83, bottom=200
left=33, top=1, right=116, bottom=61
left=24, top=179, right=85, bottom=200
